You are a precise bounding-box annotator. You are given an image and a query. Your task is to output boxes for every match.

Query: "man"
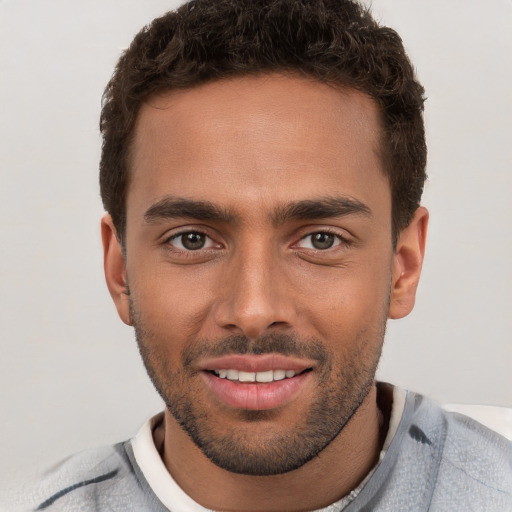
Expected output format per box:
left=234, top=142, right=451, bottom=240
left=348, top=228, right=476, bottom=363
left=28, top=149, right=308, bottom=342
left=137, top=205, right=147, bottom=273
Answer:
left=6, top=0, right=511, bottom=510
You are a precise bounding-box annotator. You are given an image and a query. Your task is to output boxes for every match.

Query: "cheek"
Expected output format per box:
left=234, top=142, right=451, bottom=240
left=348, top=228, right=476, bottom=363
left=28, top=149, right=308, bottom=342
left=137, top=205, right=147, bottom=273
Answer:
left=296, top=257, right=392, bottom=341
left=128, top=260, right=219, bottom=340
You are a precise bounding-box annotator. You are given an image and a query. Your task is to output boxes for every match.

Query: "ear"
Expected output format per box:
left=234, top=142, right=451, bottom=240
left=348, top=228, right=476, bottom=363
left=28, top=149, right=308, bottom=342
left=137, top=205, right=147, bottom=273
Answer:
left=101, top=214, right=132, bottom=326
left=388, top=206, right=429, bottom=319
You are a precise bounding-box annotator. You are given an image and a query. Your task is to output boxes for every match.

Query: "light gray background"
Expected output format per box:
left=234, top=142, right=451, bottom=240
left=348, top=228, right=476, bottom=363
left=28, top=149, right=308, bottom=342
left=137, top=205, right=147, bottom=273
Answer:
left=1, top=0, right=511, bottom=484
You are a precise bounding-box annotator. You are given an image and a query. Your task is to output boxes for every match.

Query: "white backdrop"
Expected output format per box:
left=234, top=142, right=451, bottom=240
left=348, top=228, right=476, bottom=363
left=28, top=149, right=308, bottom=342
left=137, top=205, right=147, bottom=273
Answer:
left=1, top=0, right=511, bottom=485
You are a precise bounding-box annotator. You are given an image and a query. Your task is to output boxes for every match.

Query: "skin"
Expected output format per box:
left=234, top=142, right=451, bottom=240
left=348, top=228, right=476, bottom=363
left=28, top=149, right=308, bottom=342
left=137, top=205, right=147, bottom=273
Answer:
left=102, top=74, right=428, bottom=511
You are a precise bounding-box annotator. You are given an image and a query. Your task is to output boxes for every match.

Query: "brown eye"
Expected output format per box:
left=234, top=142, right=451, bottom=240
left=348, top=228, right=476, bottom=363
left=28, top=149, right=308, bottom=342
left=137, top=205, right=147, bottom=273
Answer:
left=297, top=232, right=343, bottom=250
left=310, top=233, right=336, bottom=249
left=167, top=231, right=216, bottom=251
left=180, top=232, right=206, bottom=250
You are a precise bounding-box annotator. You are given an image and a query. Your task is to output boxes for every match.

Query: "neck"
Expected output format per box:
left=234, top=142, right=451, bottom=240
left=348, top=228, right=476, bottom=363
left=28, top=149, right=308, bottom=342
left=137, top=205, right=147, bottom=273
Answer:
left=158, top=384, right=385, bottom=512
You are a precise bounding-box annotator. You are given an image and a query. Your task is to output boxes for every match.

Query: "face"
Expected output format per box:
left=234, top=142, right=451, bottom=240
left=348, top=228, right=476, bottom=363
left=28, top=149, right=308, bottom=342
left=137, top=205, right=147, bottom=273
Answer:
left=103, top=74, right=425, bottom=476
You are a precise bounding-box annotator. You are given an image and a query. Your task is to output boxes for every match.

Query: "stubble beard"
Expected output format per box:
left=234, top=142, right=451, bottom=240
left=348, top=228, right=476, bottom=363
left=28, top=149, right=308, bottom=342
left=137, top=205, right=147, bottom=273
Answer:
left=130, top=300, right=386, bottom=476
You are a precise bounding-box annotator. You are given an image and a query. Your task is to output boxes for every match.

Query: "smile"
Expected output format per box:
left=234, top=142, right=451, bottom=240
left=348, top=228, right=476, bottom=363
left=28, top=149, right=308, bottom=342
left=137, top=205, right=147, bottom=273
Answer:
left=199, top=356, right=314, bottom=411
left=212, top=369, right=299, bottom=382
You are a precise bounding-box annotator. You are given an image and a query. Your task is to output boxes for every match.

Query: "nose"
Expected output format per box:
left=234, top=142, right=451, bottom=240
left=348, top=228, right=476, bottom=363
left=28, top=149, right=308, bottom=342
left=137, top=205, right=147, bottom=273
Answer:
left=213, top=243, right=296, bottom=339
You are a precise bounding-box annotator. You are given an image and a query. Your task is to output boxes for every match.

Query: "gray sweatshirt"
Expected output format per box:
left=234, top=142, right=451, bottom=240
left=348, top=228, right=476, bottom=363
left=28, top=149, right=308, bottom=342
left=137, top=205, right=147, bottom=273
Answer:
left=3, top=388, right=511, bottom=511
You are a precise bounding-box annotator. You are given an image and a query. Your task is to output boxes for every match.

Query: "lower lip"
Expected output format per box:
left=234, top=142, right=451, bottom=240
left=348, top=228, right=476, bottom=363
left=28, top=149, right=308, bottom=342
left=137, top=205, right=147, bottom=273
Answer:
left=201, top=371, right=311, bottom=411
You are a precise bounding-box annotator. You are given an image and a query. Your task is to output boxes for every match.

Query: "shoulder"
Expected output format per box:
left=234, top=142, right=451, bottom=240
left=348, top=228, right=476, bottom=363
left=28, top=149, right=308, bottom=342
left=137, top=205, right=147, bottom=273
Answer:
left=1, top=442, right=161, bottom=512
left=434, top=409, right=512, bottom=503
left=409, top=392, right=512, bottom=511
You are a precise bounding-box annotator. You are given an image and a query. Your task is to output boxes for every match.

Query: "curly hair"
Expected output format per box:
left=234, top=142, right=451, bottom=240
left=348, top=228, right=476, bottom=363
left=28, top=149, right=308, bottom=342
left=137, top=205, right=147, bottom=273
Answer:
left=100, top=0, right=426, bottom=245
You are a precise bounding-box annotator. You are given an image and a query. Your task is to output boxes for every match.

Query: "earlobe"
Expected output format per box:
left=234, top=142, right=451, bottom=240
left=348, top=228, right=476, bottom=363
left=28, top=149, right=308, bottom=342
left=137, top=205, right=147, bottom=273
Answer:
left=101, top=214, right=132, bottom=326
left=388, top=206, right=429, bottom=320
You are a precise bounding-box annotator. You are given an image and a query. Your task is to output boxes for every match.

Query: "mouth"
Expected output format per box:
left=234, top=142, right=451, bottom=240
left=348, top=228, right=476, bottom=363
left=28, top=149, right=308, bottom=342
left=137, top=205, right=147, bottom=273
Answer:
left=208, top=368, right=311, bottom=382
left=198, top=354, right=314, bottom=411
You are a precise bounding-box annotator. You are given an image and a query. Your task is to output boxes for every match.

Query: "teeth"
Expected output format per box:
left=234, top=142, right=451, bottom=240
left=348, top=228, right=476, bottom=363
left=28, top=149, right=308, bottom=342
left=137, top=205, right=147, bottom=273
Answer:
left=273, top=369, right=286, bottom=381
left=214, top=369, right=297, bottom=382
left=238, top=371, right=256, bottom=382
left=226, top=369, right=239, bottom=380
left=256, top=370, right=273, bottom=383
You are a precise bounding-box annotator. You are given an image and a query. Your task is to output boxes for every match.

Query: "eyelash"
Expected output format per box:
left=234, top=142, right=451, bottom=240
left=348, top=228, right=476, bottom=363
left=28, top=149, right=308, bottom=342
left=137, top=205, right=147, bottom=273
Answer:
left=295, top=229, right=349, bottom=251
left=164, top=230, right=218, bottom=252
left=163, top=228, right=349, bottom=255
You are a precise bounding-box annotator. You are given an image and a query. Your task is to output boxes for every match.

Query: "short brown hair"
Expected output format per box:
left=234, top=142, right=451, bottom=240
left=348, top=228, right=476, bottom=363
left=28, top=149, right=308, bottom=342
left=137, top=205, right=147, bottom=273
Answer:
left=100, top=0, right=426, bottom=245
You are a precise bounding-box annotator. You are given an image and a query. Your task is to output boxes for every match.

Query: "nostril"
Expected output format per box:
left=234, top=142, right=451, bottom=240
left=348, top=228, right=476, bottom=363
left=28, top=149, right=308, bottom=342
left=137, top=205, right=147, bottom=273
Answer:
left=269, top=321, right=286, bottom=328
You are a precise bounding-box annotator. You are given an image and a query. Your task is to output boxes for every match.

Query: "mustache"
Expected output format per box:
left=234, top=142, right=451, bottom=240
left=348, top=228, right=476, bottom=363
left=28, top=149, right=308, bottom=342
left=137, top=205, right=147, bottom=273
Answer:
left=182, top=333, right=330, bottom=367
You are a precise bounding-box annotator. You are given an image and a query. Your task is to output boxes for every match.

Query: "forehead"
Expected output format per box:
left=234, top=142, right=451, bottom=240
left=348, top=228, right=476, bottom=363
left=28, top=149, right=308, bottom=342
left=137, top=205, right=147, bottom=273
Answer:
left=127, top=74, right=389, bottom=222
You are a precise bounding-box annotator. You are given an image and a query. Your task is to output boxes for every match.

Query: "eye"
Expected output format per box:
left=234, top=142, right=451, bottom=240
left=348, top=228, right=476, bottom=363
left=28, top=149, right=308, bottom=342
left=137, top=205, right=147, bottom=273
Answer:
left=298, top=232, right=342, bottom=250
left=167, top=231, right=217, bottom=251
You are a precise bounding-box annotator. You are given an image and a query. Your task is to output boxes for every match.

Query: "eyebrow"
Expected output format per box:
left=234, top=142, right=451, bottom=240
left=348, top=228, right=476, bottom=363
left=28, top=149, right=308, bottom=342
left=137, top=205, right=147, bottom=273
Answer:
left=143, top=195, right=372, bottom=226
left=144, top=196, right=238, bottom=224
left=270, top=197, right=372, bottom=225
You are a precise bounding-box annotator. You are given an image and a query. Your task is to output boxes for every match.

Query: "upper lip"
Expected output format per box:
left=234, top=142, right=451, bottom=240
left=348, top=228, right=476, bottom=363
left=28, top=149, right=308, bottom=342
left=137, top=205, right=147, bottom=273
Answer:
left=197, top=354, right=315, bottom=373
